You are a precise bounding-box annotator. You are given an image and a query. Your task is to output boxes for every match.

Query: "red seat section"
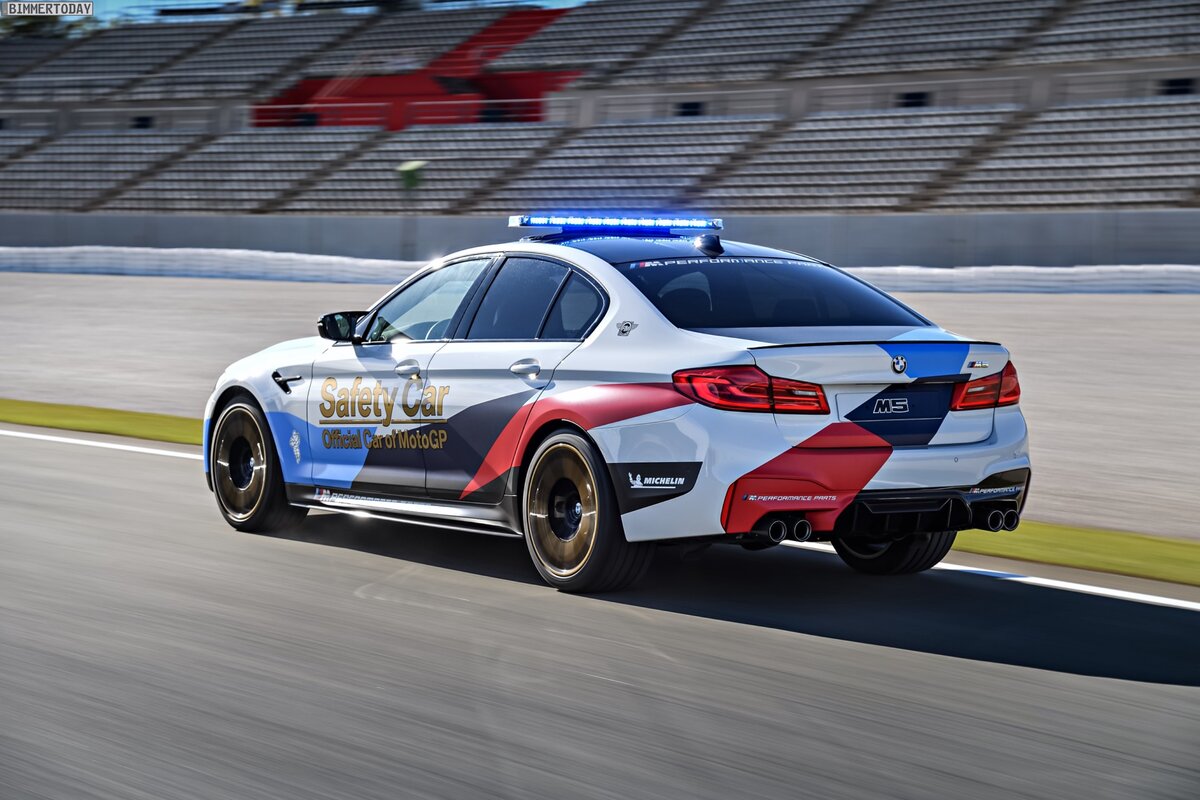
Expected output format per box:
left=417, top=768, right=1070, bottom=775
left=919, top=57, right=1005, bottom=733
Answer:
left=256, top=8, right=579, bottom=130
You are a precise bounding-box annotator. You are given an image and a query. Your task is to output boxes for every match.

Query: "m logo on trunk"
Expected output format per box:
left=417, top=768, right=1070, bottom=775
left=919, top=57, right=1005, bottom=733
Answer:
left=873, top=398, right=910, bottom=414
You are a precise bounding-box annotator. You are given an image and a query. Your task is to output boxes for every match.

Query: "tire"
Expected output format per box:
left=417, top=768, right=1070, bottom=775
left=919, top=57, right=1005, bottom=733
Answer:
left=522, top=431, right=653, bottom=593
left=832, top=531, right=956, bottom=575
left=210, top=396, right=307, bottom=534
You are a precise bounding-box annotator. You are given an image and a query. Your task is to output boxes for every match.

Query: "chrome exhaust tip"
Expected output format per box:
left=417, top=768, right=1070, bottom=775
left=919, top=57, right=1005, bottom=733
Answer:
left=792, top=518, right=813, bottom=542
left=1003, top=510, right=1020, bottom=531
left=985, top=509, right=1006, bottom=532
left=766, top=519, right=788, bottom=544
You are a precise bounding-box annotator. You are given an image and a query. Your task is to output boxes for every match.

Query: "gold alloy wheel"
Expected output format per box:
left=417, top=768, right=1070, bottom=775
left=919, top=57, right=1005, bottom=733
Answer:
left=525, top=442, right=600, bottom=579
left=212, top=405, right=269, bottom=523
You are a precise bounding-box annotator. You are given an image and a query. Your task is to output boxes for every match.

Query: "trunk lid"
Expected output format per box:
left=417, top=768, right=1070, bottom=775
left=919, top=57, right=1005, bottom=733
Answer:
left=751, top=340, right=1009, bottom=448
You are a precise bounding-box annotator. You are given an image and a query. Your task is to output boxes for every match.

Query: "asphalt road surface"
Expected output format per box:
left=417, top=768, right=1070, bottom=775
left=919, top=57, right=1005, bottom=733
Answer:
left=1, top=272, right=1197, bottom=538
left=2, top=430, right=1198, bottom=800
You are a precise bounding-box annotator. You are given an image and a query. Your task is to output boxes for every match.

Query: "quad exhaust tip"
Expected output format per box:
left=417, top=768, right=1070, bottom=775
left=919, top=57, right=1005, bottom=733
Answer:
left=985, top=509, right=1006, bottom=532
left=766, top=519, right=788, bottom=544
left=792, top=518, right=813, bottom=542
left=1003, top=510, right=1020, bottom=531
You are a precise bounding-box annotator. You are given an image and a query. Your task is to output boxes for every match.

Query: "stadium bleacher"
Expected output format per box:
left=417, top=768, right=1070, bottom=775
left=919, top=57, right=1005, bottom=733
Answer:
left=698, top=106, right=1019, bottom=211
left=934, top=96, right=1200, bottom=209
left=103, top=128, right=378, bottom=212
left=7, top=21, right=231, bottom=101
left=488, top=0, right=705, bottom=78
left=283, top=122, right=565, bottom=214
left=0, top=38, right=67, bottom=79
left=790, top=0, right=1061, bottom=78
left=477, top=116, right=778, bottom=212
left=614, top=0, right=866, bottom=85
left=304, top=6, right=511, bottom=77
left=0, top=130, right=203, bottom=210
left=1011, top=0, right=1200, bottom=64
left=0, top=0, right=1197, bottom=216
left=125, top=13, right=364, bottom=101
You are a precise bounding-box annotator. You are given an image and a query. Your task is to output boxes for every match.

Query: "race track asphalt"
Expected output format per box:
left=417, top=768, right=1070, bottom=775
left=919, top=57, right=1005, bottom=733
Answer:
left=2, top=430, right=1198, bottom=800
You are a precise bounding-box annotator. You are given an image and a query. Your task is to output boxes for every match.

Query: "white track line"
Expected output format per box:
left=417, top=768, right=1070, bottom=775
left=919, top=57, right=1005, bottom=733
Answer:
left=0, top=428, right=202, bottom=461
left=4, top=426, right=1196, bottom=612
left=784, top=541, right=1200, bottom=612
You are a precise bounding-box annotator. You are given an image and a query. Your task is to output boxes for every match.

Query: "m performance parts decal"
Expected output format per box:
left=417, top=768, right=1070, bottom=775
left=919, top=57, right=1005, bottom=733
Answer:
left=609, top=462, right=702, bottom=513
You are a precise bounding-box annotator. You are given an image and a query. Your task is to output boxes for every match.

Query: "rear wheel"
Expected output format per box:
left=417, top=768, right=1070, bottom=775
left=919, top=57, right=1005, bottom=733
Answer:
left=522, top=432, right=653, bottom=593
left=210, top=397, right=307, bottom=533
left=833, top=531, right=956, bottom=575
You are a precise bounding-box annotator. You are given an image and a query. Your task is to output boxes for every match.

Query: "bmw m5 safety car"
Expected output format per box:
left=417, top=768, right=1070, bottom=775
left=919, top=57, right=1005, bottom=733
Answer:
left=205, top=214, right=1030, bottom=592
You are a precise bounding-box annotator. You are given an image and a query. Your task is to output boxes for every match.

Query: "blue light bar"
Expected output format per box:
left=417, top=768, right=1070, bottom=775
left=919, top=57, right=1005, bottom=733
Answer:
left=508, top=213, right=723, bottom=231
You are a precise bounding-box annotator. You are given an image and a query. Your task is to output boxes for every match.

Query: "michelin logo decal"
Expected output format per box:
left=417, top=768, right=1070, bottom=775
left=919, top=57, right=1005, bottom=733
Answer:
left=629, top=472, right=686, bottom=489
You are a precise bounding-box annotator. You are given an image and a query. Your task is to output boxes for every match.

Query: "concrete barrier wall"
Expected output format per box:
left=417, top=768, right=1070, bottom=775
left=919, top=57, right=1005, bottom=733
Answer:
left=2, top=209, right=1199, bottom=267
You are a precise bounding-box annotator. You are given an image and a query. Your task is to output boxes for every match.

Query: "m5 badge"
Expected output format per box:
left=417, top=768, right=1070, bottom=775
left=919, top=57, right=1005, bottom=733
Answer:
left=873, top=397, right=909, bottom=414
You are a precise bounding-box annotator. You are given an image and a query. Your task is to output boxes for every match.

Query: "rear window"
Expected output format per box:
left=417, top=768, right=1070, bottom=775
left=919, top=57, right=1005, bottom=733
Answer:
left=618, top=257, right=927, bottom=329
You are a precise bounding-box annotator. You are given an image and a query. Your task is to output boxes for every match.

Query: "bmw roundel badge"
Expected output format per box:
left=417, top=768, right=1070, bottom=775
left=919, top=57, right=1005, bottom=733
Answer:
left=892, top=355, right=907, bottom=374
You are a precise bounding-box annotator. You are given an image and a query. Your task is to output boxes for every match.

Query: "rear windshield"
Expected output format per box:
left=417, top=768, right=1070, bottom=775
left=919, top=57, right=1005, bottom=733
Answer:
left=617, top=257, right=927, bottom=329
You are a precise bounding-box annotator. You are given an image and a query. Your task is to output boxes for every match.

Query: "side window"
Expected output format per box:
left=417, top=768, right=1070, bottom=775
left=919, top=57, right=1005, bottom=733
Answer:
left=541, top=273, right=604, bottom=340
left=466, top=257, right=568, bottom=340
left=364, top=258, right=491, bottom=343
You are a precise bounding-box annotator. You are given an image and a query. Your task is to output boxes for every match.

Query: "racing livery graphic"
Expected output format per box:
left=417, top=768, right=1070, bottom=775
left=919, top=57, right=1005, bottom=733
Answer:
left=204, top=215, right=1030, bottom=592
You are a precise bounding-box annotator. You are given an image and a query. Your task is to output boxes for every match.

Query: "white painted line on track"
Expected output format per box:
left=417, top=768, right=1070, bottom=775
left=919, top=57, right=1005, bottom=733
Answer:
left=4, top=425, right=1196, bottom=612
left=782, top=540, right=1200, bottom=613
left=0, top=427, right=202, bottom=461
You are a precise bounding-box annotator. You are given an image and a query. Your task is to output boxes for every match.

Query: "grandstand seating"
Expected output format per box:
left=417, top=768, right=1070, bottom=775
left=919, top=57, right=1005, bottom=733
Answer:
left=488, top=0, right=704, bottom=78
left=477, top=116, right=778, bottom=212
left=0, top=131, right=202, bottom=210
left=102, top=128, right=377, bottom=213
left=0, top=0, right=1198, bottom=216
left=934, top=96, right=1200, bottom=209
left=1011, top=0, right=1200, bottom=64
left=126, top=14, right=363, bottom=101
left=0, top=38, right=66, bottom=79
left=790, top=0, right=1059, bottom=78
left=614, top=0, right=865, bottom=85
left=304, top=7, right=510, bottom=77
left=283, top=122, right=565, bottom=214
left=698, top=106, right=1017, bottom=211
left=7, top=22, right=230, bottom=102
left=0, top=131, right=44, bottom=161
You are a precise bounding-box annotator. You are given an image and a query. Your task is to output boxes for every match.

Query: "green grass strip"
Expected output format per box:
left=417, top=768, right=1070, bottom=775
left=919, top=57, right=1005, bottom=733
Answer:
left=2, top=397, right=1196, bottom=586
left=0, top=398, right=201, bottom=446
left=955, top=521, right=1200, bottom=587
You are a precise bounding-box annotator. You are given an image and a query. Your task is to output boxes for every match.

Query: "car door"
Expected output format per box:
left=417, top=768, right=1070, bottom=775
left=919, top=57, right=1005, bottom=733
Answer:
left=423, top=255, right=607, bottom=504
left=307, top=256, right=495, bottom=497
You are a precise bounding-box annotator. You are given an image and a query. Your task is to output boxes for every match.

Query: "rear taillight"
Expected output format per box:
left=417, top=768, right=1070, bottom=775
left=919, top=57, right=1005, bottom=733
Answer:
left=672, top=365, right=829, bottom=414
left=950, top=362, right=1021, bottom=411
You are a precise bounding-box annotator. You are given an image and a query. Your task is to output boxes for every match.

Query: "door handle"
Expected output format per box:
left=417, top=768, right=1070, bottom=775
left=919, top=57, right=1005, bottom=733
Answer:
left=509, top=359, right=541, bottom=377
left=394, top=360, right=421, bottom=379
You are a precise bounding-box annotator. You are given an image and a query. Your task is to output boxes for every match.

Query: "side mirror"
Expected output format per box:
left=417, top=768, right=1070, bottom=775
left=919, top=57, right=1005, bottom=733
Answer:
left=317, top=311, right=366, bottom=343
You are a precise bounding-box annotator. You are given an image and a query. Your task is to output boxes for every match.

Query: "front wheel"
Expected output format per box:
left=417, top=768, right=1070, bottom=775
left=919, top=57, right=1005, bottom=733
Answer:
left=522, top=432, right=653, bottom=593
left=210, top=396, right=307, bottom=533
left=832, top=531, right=956, bottom=575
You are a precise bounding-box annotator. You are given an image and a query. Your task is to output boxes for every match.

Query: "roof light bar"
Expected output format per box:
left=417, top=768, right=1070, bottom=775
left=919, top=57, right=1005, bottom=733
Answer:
left=508, top=213, right=723, bottom=231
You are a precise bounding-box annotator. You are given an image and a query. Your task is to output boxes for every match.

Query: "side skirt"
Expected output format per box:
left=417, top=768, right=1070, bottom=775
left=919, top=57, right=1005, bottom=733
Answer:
left=285, top=484, right=524, bottom=538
